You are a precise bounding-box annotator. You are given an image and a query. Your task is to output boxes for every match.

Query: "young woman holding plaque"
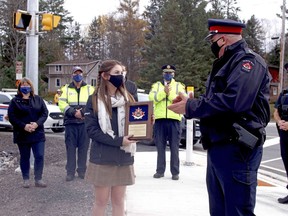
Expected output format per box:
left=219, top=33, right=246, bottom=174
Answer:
left=84, top=59, right=136, bottom=216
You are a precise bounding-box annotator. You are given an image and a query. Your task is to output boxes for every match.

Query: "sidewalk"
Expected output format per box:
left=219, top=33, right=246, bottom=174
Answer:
left=125, top=150, right=288, bottom=216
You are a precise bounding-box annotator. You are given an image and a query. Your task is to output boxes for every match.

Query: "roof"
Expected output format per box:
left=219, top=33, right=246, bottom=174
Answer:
left=47, top=59, right=99, bottom=66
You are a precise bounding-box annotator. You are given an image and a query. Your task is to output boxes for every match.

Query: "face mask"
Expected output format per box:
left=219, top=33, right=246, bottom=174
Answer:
left=210, top=37, right=224, bottom=58
left=109, top=74, right=123, bottom=88
left=163, top=73, right=173, bottom=81
left=73, top=74, right=83, bottom=82
left=20, top=86, right=31, bottom=94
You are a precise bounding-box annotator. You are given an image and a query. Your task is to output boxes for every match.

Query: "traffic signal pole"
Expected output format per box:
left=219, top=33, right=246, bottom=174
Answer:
left=26, top=0, right=39, bottom=94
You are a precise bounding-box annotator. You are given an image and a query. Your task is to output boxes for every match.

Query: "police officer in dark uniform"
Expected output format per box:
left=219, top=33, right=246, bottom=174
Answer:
left=168, top=19, right=271, bottom=215
left=274, top=90, right=288, bottom=204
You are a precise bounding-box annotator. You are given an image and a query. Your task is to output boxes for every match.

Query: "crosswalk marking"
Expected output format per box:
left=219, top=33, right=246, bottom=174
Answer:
left=263, top=137, right=279, bottom=148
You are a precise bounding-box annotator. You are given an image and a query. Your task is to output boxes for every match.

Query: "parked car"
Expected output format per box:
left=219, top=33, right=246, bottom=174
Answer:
left=136, top=91, right=201, bottom=146
left=0, top=91, right=65, bottom=133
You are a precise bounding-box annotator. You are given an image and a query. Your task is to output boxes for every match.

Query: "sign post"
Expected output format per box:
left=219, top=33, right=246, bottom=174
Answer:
left=185, top=86, right=194, bottom=166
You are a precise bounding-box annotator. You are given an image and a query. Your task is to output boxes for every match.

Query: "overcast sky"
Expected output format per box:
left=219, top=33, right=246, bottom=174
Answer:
left=63, top=0, right=283, bottom=49
left=64, top=0, right=282, bottom=25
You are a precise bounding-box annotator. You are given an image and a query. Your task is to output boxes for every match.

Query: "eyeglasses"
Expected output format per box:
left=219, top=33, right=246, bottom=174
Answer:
left=209, top=37, right=223, bottom=45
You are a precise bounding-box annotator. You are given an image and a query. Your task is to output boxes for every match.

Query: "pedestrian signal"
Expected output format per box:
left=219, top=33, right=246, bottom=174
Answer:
left=13, top=12, right=32, bottom=30
left=41, top=13, right=61, bottom=31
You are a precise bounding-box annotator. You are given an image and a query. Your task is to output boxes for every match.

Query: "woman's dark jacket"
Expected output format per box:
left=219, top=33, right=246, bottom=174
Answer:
left=8, top=94, right=48, bottom=145
left=84, top=96, right=134, bottom=166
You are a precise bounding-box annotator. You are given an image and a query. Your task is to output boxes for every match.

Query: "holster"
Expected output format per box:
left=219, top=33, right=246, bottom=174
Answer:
left=232, top=123, right=258, bottom=149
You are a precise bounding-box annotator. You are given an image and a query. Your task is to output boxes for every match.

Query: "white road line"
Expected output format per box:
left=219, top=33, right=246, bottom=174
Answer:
left=260, top=164, right=286, bottom=174
left=261, top=157, right=282, bottom=164
left=263, top=137, right=279, bottom=148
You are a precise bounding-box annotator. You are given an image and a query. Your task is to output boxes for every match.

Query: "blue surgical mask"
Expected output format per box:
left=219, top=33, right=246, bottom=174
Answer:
left=163, top=73, right=173, bottom=81
left=73, top=74, right=83, bottom=82
left=20, top=86, right=31, bottom=94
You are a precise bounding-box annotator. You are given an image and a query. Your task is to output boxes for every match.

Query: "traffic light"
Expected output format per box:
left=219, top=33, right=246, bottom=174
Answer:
left=41, top=13, right=61, bottom=31
left=13, top=11, right=32, bottom=30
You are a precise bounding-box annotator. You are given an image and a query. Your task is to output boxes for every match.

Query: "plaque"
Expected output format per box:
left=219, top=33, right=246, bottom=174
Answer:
left=125, top=101, right=153, bottom=140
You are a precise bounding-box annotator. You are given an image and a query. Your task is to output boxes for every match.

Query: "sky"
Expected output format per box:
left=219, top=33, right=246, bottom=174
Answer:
left=63, top=0, right=283, bottom=47
left=64, top=0, right=282, bottom=25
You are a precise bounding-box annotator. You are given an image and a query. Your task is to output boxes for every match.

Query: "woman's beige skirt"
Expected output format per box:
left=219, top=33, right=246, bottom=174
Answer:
left=85, top=162, right=135, bottom=186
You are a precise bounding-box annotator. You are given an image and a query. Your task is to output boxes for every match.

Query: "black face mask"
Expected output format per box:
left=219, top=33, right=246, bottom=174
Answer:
left=210, top=37, right=224, bottom=58
left=109, top=74, right=123, bottom=88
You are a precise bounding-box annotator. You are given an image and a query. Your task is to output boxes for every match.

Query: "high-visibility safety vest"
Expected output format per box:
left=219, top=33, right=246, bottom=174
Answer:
left=149, top=79, right=185, bottom=121
left=59, top=81, right=94, bottom=124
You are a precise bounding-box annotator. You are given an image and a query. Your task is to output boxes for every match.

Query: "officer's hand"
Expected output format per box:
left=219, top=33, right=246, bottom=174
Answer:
left=164, top=84, right=171, bottom=95
left=122, top=135, right=136, bottom=146
left=168, top=92, right=187, bottom=114
left=75, top=108, right=83, bottom=119
left=278, top=120, right=285, bottom=129
left=279, top=121, right=288, bottom=131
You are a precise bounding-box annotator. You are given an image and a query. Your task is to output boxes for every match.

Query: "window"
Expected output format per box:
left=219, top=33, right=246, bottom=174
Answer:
left=0, top=94, right=11, bottom=104
left=55, top=78, right=61, bottom=87
left=56, top=65, right=62, bottom=72
left=272, top=87, right=277, bottom=96
left=91, top=79, right=97, bottom=86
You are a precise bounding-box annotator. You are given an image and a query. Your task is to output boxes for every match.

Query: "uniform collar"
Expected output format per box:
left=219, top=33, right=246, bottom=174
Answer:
left=68, top=81, right=87, bottom=88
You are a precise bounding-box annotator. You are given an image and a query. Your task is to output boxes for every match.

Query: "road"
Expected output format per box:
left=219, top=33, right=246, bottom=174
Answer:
left=1, top=122, right=287, bottom=186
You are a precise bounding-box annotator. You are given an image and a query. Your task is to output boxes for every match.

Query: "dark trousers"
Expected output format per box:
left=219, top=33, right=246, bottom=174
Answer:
left=154, top=119, right=181, bottom=176
left=65, top=124, right=90, bottom=176
left=278, top=128, right=288, bottom=184
left=206, top=141, right=263, bottom=216
left=17, top=141, right=45, bottom=181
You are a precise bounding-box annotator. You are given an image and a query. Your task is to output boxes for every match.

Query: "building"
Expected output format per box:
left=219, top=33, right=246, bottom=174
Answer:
left=268, top=65, right=288, bottom=102
left=46, top=59, right=100, bottom=93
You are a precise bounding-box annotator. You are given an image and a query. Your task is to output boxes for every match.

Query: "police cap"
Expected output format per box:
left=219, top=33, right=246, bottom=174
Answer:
left=72, top=66, right=83, bottom=73
left=162, top=64, right=176, bottom=73
left=205, top=18, right=246, bottom=40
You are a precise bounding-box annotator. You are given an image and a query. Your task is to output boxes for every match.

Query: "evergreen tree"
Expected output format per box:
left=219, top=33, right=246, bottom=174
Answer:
left=243, top=15, right=265, bottom=56
left=39, top=0, right=74, bottom=84
left=84, top=16, right=102, bottom=60
left=0, top=0, right=27, bottom=88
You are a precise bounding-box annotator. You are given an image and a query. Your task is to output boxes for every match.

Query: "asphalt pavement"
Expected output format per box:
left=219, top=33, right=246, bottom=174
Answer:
left=125, top=149, right=288, bottom=216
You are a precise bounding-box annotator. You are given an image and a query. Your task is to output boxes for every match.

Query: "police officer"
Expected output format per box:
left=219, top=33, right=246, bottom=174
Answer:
left=59, top=66, right=94, bottom=181
left=149, top=65, right=186, bottom=180
left=168, top=19, right=270, bottom=215
left=274, top=90, right=288, bottom=204
left=123, top=66, right=138, bottom=101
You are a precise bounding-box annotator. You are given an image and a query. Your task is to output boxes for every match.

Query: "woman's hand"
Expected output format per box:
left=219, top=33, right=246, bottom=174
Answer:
left=30, top=122, right=38, bottom=130
left=122, top=135, right=136, bottom=146
left=24, top=123, right=35, bottom=133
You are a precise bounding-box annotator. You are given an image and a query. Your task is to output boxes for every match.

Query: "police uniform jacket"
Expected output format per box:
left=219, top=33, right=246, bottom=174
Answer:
left=84, top=96, right=134, bottom=166
left=185, top=39, right=270, bottom=145
left=149, top=78, right=185, bottom=121
left=8, top=94, right=48, bottom=144
left=59, top=81, right=94, bottom=125
left=275, top=90, right=288, bottom=120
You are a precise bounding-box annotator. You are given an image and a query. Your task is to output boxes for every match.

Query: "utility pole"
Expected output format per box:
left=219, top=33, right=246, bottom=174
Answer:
left=279, top=0, right=286, bottom=94
left=26, top=0, right=39, bottom=94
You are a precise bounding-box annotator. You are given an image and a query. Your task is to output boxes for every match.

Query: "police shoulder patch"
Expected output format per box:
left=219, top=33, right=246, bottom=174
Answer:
left=241, top=59, right=254, bottom=72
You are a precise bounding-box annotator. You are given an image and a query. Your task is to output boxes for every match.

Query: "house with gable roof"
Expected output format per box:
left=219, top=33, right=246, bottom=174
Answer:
left=46, top=59, right=100, bottom=93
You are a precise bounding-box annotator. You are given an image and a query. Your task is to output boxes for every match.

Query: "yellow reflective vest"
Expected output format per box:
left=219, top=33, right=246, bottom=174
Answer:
left=59, top=81, right=94, bottom=125
left=149, top=79, right=186, bottom=121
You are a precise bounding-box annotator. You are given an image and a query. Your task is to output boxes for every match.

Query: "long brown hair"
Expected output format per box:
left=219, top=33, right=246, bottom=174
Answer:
left=92, top=59, right=135, bottom=118
left=17, top=77, right=35, bottom=97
